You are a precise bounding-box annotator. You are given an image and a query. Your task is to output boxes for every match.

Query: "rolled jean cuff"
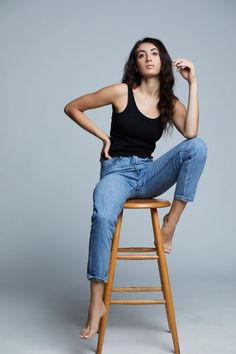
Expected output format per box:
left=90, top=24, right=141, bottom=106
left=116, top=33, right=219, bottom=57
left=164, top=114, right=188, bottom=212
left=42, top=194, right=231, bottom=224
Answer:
left=87, top=274, right=107, bottom=283
left=174, top=194, right=194, bottom=202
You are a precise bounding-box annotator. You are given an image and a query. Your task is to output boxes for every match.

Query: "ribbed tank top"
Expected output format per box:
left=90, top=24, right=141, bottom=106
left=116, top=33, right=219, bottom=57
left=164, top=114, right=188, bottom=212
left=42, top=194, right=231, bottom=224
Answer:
left=107, top=84, right=164, bottom=158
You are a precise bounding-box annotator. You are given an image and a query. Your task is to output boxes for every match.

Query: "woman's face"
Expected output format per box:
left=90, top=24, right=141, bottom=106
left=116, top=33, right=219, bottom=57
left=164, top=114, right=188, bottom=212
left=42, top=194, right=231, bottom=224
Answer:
left=135, top=42, right=161, bottom=77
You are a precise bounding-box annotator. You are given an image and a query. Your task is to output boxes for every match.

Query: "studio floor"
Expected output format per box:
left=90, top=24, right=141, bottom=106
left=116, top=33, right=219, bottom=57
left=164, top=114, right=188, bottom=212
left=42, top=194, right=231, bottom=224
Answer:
left=0, top=276, right=235, bottom=354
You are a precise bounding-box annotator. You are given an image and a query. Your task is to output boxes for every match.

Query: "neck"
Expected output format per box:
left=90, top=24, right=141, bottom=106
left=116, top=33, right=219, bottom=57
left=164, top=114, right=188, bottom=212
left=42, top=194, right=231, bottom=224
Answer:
left=136, top=77, right=160, bottom=98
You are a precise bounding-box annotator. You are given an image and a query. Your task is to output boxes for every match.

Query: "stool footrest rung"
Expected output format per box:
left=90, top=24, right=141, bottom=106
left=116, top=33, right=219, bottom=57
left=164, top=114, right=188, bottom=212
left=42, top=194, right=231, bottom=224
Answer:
left=112, top=286, right=162, bottom=292
left=118, top=247, right=156, bottom=252
left=110, top=299, right=166, bottom=305
left=117, top=254, right=159, bottom=260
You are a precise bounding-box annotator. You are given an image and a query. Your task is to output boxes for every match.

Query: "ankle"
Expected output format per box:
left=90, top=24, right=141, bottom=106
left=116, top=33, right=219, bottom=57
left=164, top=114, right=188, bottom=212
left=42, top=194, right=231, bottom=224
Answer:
left=90, top=299, right=104, bottom=307
left=165, top=212, right=179, bottom=227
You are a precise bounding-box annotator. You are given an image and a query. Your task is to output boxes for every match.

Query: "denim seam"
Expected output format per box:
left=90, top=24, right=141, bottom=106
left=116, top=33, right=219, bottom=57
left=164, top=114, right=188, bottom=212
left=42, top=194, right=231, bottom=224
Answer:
left=176, top=149, right=191, bottom=200
left=173, top=145, right=202, bottom=202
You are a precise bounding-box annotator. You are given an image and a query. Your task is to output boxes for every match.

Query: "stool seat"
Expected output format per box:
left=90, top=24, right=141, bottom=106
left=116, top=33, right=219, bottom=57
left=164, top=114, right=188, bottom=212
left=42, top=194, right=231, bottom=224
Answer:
left=124, top=198, right=171, bottom=208
left=96, top=198, right=180, bottom=354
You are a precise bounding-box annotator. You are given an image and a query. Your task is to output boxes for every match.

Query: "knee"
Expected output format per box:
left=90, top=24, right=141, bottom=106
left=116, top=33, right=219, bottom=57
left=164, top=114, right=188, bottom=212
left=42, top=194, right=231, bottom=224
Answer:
left=91, top=206, right=118, bottom=227
left=92, top=209, right=113, bottom=222
left=187, top=136, right=208, bottom=160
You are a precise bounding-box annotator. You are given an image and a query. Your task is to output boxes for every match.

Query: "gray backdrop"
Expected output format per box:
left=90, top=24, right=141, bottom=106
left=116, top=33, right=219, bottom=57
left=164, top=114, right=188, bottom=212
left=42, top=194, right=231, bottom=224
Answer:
left=1, top=1, right=235, bottom=353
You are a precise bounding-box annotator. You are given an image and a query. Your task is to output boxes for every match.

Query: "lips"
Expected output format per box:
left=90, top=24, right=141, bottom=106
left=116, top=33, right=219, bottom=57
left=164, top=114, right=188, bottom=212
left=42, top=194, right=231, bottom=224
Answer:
left=146, top=65, right=154, bottom=69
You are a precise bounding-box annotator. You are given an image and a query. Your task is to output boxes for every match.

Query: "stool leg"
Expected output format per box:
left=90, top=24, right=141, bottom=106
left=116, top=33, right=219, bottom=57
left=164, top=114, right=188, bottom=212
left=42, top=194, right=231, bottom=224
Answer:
left=96, top=210, right=124, bottom=354
left=150, top=208, right=180, bottom=354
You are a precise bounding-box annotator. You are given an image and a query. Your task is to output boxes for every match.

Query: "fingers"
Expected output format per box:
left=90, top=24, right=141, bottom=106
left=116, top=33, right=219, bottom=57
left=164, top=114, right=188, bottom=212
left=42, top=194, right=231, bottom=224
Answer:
left=173, top=60, right=185, bottom=70
left=101, top=151, right=112, bottom=160
left=101, top=138, right=112, bottom=159
left=172, top=58, right=185, bottom=65
left=103, top=150, right=112, bottom=159
left=172, top=58, right=193, bottom=72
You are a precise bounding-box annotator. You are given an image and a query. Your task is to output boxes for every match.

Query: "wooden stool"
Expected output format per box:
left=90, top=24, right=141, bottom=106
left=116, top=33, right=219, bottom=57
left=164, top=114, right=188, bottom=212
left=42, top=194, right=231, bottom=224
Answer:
left=96, top=198, right=180, bottom=354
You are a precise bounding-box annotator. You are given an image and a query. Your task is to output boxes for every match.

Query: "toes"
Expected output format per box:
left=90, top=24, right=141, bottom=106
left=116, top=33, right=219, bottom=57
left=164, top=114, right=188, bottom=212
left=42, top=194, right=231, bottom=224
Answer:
left=81, top=330, right=89, bottom=339
left=164, top=245, right=171, bottom=254
left=80, top=327, right=89, bottom=338
left=82, top=326, right=98, bottom=340
left=80, top=328, right=86, bottom=335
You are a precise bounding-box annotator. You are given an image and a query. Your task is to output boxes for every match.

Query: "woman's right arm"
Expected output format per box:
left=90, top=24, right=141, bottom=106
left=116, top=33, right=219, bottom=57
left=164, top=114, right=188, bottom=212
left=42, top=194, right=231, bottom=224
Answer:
left=64, top=83, right=124, bottom=144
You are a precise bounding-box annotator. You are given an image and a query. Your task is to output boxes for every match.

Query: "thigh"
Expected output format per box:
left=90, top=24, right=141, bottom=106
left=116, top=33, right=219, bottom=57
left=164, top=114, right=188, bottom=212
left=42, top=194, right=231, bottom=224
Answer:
left=92, top=173, right=134, bottom=218
left=137, top=138, right=191, bottom=198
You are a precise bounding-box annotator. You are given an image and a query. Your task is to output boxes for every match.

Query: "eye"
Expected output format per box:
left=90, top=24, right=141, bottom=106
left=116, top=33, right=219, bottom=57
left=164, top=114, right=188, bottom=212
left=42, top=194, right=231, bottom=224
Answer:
left=153, top=52, right=159, bottom=55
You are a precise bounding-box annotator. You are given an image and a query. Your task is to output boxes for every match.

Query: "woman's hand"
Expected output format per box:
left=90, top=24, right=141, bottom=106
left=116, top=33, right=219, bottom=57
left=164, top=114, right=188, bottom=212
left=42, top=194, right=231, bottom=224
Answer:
left=100, top=137, right=112, bottom=160
left=172, top=58, right=197, bottom=84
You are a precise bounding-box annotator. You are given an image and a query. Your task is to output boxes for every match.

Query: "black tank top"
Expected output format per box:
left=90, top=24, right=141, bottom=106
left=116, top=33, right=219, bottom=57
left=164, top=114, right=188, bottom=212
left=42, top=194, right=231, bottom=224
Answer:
left=107, top=84, right=163, bottom=158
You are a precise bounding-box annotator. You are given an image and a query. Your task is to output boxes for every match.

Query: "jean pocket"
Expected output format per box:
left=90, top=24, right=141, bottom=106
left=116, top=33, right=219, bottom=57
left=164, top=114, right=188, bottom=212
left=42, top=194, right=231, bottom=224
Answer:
left=100, top=156, right=120, bottom=167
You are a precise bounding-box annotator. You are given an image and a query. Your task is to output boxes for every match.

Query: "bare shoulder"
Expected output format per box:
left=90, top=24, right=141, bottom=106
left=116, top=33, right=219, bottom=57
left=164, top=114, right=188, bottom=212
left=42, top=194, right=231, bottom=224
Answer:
left=109, top=82, right=127, bottom=93
left=64, top=82, right=127, bottom=113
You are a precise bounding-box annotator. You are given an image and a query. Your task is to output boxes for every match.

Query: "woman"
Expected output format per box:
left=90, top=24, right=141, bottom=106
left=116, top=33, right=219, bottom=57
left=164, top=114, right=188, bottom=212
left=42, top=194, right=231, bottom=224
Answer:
left=64, top=37, right=208, bottom=340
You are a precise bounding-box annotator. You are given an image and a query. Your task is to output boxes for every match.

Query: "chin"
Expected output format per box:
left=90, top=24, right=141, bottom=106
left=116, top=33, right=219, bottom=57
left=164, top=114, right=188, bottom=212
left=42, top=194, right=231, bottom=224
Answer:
left=143, top=73, right=159, bottom=78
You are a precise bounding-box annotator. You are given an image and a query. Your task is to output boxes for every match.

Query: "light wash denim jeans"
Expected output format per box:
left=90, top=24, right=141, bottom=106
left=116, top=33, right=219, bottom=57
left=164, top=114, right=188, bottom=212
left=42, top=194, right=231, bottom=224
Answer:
left=87, top=137, right=208, bottom=283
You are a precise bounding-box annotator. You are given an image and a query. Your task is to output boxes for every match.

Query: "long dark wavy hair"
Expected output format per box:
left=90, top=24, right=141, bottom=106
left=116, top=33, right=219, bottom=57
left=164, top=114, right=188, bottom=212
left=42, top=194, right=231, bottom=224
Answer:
left=121, top=37, right=179, bottom=135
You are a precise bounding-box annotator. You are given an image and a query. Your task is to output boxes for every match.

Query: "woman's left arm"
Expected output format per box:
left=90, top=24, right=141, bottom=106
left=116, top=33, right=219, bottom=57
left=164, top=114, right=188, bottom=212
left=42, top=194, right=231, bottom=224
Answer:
left=171, top=58, right=199, bottom=138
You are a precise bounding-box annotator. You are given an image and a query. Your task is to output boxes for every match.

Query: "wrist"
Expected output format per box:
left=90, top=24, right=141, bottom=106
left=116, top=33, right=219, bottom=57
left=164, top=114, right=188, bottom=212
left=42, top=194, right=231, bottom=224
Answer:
left=101, top=135, right=110, bottom=143
left=189, top=78, right=197, bottom=85
left=94, top=129, right=109, bottom=143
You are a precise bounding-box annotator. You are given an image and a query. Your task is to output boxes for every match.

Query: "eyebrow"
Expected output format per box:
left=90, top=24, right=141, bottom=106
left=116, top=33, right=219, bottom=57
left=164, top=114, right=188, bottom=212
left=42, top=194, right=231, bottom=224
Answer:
left=136, top=48, right=159, bottom=55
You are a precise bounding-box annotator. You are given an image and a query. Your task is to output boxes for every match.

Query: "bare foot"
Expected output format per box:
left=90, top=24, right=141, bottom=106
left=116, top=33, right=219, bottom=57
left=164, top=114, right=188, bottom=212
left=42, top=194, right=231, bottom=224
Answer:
left=154, top=213, right=177, bottom=254
left=80, top=301, right=106, bottom=339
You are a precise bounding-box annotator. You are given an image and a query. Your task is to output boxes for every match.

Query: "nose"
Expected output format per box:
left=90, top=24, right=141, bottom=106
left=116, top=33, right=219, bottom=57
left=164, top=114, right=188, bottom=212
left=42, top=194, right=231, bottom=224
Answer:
left=146, top=55, right=152, bottom=62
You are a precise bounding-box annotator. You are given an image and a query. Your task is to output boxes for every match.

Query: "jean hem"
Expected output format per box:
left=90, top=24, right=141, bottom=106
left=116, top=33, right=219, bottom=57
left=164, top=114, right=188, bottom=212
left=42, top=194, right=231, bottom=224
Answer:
left=174, top=194, right=194, bottom=202
left=87, top=274, right=107, bottom=283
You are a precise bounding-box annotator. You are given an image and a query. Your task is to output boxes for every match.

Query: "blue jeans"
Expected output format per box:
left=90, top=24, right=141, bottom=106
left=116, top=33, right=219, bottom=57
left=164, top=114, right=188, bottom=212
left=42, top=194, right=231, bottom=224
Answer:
left=87, top=137, right=208, bottom=283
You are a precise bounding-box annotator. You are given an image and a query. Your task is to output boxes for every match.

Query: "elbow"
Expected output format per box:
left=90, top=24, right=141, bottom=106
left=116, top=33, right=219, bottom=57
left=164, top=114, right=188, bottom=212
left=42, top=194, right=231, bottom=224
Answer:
left=64, top=104, right=70, bottom=116
left=64, top=104, right=81, bottom=116
left=64, top=104, right=76, bottom=117
left=183, top=129, right=198, bottom=139
left=184, top=132, right=198, bottom=139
